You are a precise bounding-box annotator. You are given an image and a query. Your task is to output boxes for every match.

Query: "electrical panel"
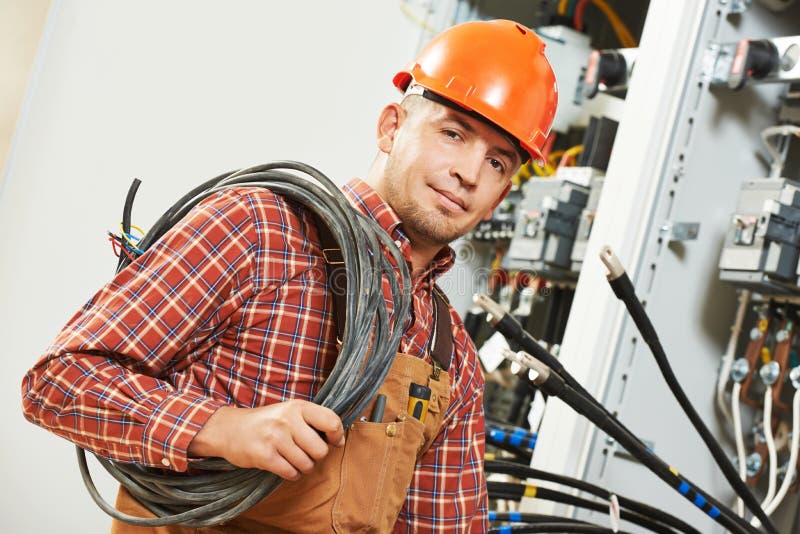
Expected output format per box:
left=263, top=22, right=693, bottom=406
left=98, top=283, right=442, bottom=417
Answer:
left=547, top=2, right=800, bottom=533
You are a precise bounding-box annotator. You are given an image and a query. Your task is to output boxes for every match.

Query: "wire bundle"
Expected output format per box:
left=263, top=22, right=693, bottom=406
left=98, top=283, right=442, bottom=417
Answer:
left=77, top=161, right=412, bottom=527
left=487, top=460, right=700, bottom=534
left=559, top=0, right=637, bottom=48
left=486, top=419, right=537, bottom=463
left=474, top=291, right=771, bottom=533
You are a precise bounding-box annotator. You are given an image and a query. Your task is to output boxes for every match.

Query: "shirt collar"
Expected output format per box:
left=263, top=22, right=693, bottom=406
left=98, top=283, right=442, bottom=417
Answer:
left=342, top=178, right=456, bottom=283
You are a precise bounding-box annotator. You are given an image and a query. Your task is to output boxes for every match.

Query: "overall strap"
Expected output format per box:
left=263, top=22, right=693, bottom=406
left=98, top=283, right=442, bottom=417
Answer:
left=315, top=217, right=346, bottom=343
left=430, top=285, right=453, bottom=373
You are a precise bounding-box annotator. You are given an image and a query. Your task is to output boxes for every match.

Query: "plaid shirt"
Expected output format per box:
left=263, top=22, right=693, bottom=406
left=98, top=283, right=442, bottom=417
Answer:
left=21, top=178, right=487, bottom=532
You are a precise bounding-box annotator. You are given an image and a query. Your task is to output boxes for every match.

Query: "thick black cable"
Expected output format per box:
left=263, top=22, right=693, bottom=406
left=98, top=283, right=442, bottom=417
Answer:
left=531, top=367, right=758, bottom=534
left=489, top=513, right=629, bottom=533
left=488, top=482, right=675, bottom=534
left=76, top=161, right=412, bottom=527
left=117, top=178, right=141, bottom=272
left=490, top=512, right=596, bottom=526
left=489, top=512, right=609, bottom=530
left=486, top=439, right=533, bottom=463
left=476, top=298, right=760, bottom=534
left=604, top=254, right=776, bottom=534
left=486, top=459, right=700, bottom=534
left=490, top=525, right=621, bottom=534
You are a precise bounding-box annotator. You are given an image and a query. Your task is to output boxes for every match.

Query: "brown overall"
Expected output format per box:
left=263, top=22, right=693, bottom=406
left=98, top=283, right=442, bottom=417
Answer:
left=111, top=226, right=454, bottom=533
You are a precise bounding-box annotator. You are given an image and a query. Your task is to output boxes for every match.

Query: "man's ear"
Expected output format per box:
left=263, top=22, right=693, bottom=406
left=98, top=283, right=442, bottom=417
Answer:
left=377, top=103, right=406, bottom=154
left=482, top=182, right=513, bottom=220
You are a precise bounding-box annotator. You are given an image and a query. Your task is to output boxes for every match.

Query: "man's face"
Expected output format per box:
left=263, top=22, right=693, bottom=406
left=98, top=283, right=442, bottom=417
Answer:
left=377, top=98, right=521, bottom=249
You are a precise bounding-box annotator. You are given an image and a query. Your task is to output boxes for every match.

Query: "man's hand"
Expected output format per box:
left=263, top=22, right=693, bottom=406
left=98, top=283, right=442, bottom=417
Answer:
left=188, top=400, right=345, bottom=480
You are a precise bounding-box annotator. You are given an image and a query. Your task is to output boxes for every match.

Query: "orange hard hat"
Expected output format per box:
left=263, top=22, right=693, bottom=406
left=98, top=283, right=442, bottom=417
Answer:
left=393, top=19, right=558, bottom=163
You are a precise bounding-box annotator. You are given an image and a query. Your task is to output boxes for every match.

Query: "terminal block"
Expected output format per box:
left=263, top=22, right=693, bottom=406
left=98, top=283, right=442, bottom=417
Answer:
left=719, top=177, right=800, bottom=294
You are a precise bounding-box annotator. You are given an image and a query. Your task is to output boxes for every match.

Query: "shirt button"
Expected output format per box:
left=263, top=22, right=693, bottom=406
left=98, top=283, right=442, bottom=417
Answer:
left=394, top=240, right=402, bottom=248
left=161, top=458, right=171, bottom=467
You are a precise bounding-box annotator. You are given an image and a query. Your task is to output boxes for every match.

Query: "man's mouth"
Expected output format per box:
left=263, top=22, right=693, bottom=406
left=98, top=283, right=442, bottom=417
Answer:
left=432, top=187, right=466, bottom=212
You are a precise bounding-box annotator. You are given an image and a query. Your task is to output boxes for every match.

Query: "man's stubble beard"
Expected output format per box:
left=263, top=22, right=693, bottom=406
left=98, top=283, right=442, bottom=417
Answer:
left=384, top=175, right=465, bottom=247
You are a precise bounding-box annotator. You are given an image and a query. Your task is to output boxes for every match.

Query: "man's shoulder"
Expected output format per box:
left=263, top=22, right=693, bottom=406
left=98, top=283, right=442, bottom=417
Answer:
left=200, top=186, right=309, bottom=224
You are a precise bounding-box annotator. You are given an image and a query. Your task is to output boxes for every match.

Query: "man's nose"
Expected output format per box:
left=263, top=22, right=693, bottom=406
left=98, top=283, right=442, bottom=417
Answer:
left=450, top=149, right=483, bottom=188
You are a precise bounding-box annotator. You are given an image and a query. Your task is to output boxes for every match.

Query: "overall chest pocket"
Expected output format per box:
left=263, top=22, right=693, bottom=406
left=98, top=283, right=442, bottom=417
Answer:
left=331, top=353, right=451, bottom=534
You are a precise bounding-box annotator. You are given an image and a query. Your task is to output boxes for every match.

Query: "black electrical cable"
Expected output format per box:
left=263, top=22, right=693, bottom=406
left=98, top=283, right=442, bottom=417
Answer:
left=477, top=294, right=658, bottom=458
left=599, top=246, right=777, bottom=534
left=488, top=482, right=675, bottom=534
left=486, top=439, right=533, bottom=463
left=474, top=294, right=760, bottom=533
left=486, top=459, right=700, bottom=534
left=76, top=161, right=412, bottom=527
left=526, top=362, right=759, bottom=534
left=489, top=512, right=604, bottom=528
left=490, top=524, right=623, bottom=534
left=117, top=177, right=141, bottom=272
left=489, top=512, right=629, bottom=534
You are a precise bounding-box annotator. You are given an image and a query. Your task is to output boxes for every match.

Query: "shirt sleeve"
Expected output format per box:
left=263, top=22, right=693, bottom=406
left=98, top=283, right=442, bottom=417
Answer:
left=394, top=369, right=489, bottom=533
left=20, top=188, right=260, bottom=472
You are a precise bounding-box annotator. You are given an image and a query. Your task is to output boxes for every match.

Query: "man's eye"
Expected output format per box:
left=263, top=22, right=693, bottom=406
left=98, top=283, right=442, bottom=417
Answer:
left=443, top=129, right=462, bottom=141
left=489, top=158, right=506, bottom=174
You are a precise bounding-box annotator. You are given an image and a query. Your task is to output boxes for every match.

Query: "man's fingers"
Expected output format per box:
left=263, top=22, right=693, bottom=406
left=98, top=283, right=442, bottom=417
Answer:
left=277, top=441, right=316, bottom=474
left=293, top=423, right=330, bottom=461
left=267, top=455, right=300, bottom=481
left=300, top=402, right=345, bottom=446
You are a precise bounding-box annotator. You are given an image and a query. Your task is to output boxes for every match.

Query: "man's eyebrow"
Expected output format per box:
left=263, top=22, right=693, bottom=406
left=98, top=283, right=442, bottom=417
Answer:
left=442, top=111, right=520, bottom=167
left=441, top=113, right=476, bottom=134
left=491, top=145, right=518, bottom=167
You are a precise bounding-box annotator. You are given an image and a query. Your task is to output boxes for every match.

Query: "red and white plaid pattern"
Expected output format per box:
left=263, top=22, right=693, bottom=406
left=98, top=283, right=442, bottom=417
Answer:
left=22, top=178, right=487, bottom=532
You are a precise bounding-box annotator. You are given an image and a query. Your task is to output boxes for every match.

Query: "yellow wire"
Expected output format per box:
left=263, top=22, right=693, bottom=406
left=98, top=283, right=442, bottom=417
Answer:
left=560, top=144, right=584, bottom=166
left=590, top=0, right=637, bottom=47
left=558, top=0, right=570, bottom=15
left=400, top=1, right=437, bottom=34
left=518, top=162, right=534, bottom=180
left=548, top=150, right=566, bottom=166
left=119, top=223, right=145, bottom=249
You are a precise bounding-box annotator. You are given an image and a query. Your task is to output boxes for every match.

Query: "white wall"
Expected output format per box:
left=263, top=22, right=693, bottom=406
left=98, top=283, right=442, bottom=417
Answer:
left=0, top=1, right=425, bottom=531
left=0, top=0, right=51, bottom=179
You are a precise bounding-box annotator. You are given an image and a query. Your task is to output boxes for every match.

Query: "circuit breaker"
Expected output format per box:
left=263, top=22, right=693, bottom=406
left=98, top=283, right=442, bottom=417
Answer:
left=719, top=177, right=800, bottom=293
left=504, top=174, right=592, bottom=280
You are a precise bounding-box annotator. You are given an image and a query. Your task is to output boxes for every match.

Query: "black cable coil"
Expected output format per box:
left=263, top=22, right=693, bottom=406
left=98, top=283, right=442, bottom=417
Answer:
left=76, top=161, right=412, bottom=527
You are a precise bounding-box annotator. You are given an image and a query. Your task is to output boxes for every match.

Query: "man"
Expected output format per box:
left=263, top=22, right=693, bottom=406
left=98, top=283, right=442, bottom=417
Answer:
left=21, top=19, right=557, bottom=532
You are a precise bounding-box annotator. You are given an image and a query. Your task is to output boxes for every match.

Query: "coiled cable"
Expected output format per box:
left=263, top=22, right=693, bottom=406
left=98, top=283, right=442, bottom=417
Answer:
left=76, top=161, right=412, bottom=527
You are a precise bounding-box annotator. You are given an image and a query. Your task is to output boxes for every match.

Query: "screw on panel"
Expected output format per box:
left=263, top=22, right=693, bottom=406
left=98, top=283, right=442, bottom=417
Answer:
left=760, top=361, right=780, bottom=385
left=731, top=358, right=750, bottom=382
left=782, top=44, right=800, bottom=72
left=729, top=0, right=752, bottom=13
left=746, top=453, right=763, bottom=477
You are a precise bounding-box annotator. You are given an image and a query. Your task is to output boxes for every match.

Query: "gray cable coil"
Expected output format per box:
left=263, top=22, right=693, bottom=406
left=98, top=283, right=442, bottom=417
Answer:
left=76, top=161, right=412, bottom=526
